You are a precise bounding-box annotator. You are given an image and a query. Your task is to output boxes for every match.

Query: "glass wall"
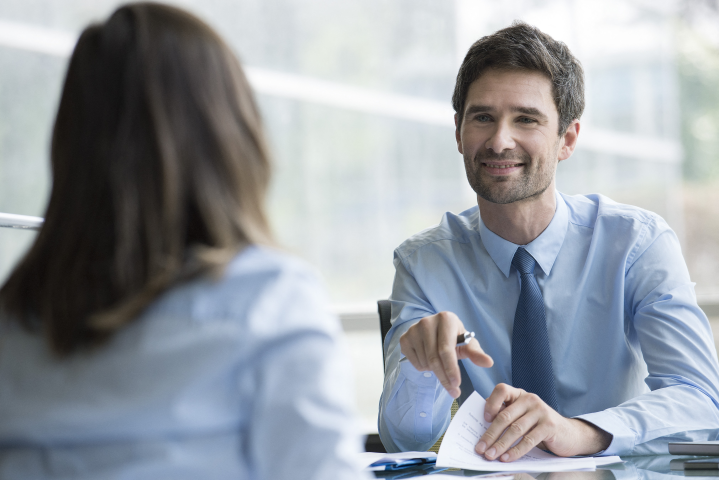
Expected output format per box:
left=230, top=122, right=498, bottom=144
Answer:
left=0, top=0, right=476, bottom=309
left=1, top=0, right=718, bottom=431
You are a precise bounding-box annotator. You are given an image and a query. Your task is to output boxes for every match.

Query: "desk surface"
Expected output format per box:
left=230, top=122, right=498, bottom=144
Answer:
left=374, top=455, right=719, bottom=479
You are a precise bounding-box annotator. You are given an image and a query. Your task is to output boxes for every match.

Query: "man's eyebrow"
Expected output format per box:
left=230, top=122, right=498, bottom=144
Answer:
left=464, top=105, right=494, bottom=117
left=463, top=105, right=549, bottom=121
left=511, top=106, right=548, bottom=120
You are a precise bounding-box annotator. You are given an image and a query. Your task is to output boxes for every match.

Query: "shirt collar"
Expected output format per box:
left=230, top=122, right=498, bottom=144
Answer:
left=477, top=191, right=569, bottom=278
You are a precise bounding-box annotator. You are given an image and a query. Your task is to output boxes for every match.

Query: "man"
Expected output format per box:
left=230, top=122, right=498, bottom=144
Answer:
left=378, top=22, right=719, bottom=461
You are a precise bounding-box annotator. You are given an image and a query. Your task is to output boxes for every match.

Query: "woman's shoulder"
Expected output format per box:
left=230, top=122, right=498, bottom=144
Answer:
left=224, top=245, right=319, bottom=283
left=221, top=245, right=328, bottom=306
left=146, top=245, right=336, bottom=334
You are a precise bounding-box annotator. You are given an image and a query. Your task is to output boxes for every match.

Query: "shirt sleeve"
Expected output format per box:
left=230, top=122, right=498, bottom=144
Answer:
left=576, top=219, right=719, bottom=455
left=249, top=268, right=371, bottom=480
left=378, top=251, right=455, bottom=452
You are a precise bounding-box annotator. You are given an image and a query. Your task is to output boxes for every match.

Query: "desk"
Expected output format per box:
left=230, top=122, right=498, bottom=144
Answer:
left=374, top=455, right=718, bottom=479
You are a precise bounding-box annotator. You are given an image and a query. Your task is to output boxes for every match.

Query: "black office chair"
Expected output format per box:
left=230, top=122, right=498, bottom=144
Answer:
left=377, top=299, right=392, bottom=366
left=365, top=300, right=393, bottom=453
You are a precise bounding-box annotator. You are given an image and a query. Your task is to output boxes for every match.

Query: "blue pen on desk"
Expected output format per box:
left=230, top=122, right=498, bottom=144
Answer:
left=457, top=331, right=475, bottom=346
left=382, top=457, right=437, bottom=471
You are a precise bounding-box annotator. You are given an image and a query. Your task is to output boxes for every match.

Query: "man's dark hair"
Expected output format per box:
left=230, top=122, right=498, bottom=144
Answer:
left=452, top=21, right=584, bottom=135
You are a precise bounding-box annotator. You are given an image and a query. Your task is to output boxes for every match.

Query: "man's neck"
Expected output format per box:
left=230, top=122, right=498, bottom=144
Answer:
left=478, top=185, right=557, bottom=246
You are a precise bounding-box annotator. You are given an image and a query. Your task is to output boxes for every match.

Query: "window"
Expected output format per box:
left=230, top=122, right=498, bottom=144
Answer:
left=2, top=0, right=718, bottom=431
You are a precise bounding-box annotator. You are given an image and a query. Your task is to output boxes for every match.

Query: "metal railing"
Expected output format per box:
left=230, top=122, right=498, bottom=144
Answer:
left=0, top=212, right=43, bottom=230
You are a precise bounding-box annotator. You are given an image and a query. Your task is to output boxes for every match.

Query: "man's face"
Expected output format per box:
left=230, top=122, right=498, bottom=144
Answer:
left=456, top=69, right=570, bottom=205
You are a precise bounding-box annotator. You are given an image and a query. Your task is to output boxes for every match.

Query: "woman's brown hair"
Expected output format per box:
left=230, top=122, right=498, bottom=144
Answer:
left=0, top=2, right=273, bottom=356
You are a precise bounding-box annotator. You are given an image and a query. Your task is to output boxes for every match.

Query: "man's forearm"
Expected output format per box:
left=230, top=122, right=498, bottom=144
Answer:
left=577, top=383, right=719, bottom=455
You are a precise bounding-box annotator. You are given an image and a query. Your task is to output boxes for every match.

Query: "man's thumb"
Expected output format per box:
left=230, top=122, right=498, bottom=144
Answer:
left=459, top=341, right=494, bottom=368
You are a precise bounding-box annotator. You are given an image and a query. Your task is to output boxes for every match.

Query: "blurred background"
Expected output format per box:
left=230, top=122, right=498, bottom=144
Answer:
left=1, top=0, right=718, bottom=433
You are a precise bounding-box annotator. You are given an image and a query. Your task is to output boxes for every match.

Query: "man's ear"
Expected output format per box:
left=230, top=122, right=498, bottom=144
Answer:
left=455, top=113, right=464, bottom=155
left=557, top=119, right=580, bottom=162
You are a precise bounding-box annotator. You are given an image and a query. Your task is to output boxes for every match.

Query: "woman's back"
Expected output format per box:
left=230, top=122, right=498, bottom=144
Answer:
left=0, top=4, right=368, bottom=478
left=0, top=246, right=366, bottom=479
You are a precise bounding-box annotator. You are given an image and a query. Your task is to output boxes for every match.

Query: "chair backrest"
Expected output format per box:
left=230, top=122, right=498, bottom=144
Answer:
left=377, top=300, right=392, bottom=366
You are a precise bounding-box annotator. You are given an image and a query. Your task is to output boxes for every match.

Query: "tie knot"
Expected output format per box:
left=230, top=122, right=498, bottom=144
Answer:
left=512, top=247, right=536, bottom=275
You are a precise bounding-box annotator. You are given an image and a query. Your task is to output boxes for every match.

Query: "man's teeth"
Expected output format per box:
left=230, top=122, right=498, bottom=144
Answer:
left=486, top=164, right=522, bottom=169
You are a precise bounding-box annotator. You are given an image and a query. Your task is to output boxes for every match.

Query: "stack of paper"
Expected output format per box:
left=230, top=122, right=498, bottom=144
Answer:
left=359, top=451, right=437, bottom=471
left=437, top=392, right=622, bottom=472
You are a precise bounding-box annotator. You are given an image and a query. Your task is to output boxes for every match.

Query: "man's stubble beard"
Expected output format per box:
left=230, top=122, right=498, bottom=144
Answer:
left=464, top=147, right=558, bottom=205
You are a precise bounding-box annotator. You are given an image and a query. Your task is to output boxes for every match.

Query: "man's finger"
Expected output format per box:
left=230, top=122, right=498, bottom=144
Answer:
left=419, top=318, right=441, bottom=371
left=401, top=330, right=430, bottom=371
left=398, top=312, right=467, bottom=398
left=422, top=334, right=461, bottom=398
left=435, top=316, right=462, bottom=391
left=484, top=384, right=522, bottom=422
left=401, top=342, right=421, bottom=370
left=399, top=332, right=423, bottom=371
left=457, top=339, right=494, bottom=367
left=476, top=400, right=529, bottom=456
left=499, top=426, right=547, bottom=462
left=431, top=360, right=460, bottom=398
left=413, top=334, right=430, bottom=370
left=480, top=410, right=540, bottom=460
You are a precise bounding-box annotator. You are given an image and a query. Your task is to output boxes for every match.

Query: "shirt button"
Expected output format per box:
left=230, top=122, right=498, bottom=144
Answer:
left=419, top=412, right=427, bottom=418
left=423, top=372, right=432, bottom=378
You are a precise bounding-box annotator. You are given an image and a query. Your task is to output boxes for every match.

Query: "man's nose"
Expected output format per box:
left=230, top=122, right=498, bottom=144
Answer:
left=484, top=122, right=516, bottom=154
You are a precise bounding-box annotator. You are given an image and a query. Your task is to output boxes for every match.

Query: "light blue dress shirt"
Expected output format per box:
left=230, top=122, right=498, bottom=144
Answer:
left=0, top=246, right=369, bottom=480
left=379, top=192, right=719, bottom=455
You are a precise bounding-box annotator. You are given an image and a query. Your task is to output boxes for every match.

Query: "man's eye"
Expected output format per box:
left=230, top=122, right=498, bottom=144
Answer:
left=518, top=117, right=536, bottom=124
left=476, top=114, right=492, bottom=122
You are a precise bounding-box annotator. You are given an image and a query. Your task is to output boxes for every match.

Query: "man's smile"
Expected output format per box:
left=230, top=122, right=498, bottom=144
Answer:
left=482, top=163, right=524, bottom=169
left=480, top=161, right=526, bottom=177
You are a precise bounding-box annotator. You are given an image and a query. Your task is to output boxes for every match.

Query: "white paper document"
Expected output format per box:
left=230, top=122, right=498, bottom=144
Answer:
left=437, top=392, right=620, bottom=472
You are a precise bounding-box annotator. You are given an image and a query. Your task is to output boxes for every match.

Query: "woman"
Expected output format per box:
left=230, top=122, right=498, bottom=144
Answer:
left=0, top=4, right=368, bottom=479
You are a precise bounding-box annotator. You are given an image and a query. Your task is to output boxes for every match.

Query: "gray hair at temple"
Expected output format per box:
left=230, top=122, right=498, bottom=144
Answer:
left=452, top=21, right=585, bottom=136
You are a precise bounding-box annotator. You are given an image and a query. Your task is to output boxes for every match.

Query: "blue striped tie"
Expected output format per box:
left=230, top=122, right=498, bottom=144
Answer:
left=511, top=247, right=559, bottom=411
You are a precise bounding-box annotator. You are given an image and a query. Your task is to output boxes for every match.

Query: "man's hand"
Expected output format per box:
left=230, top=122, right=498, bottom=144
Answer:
left=399, top=311, right=493, bottom=398
left=475, top=384, right=612, bottom=462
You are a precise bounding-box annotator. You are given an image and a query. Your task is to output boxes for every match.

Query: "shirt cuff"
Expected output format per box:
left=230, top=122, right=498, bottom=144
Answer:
left=574, top=410, right=637, bottom=456
left=399, top=357, right=442, bottom=386
left=399, top=358, right=442, bottom=444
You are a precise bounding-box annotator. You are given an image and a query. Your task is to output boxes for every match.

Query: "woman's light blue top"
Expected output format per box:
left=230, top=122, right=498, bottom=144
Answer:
left=0, top=246, right=369, bottom=480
